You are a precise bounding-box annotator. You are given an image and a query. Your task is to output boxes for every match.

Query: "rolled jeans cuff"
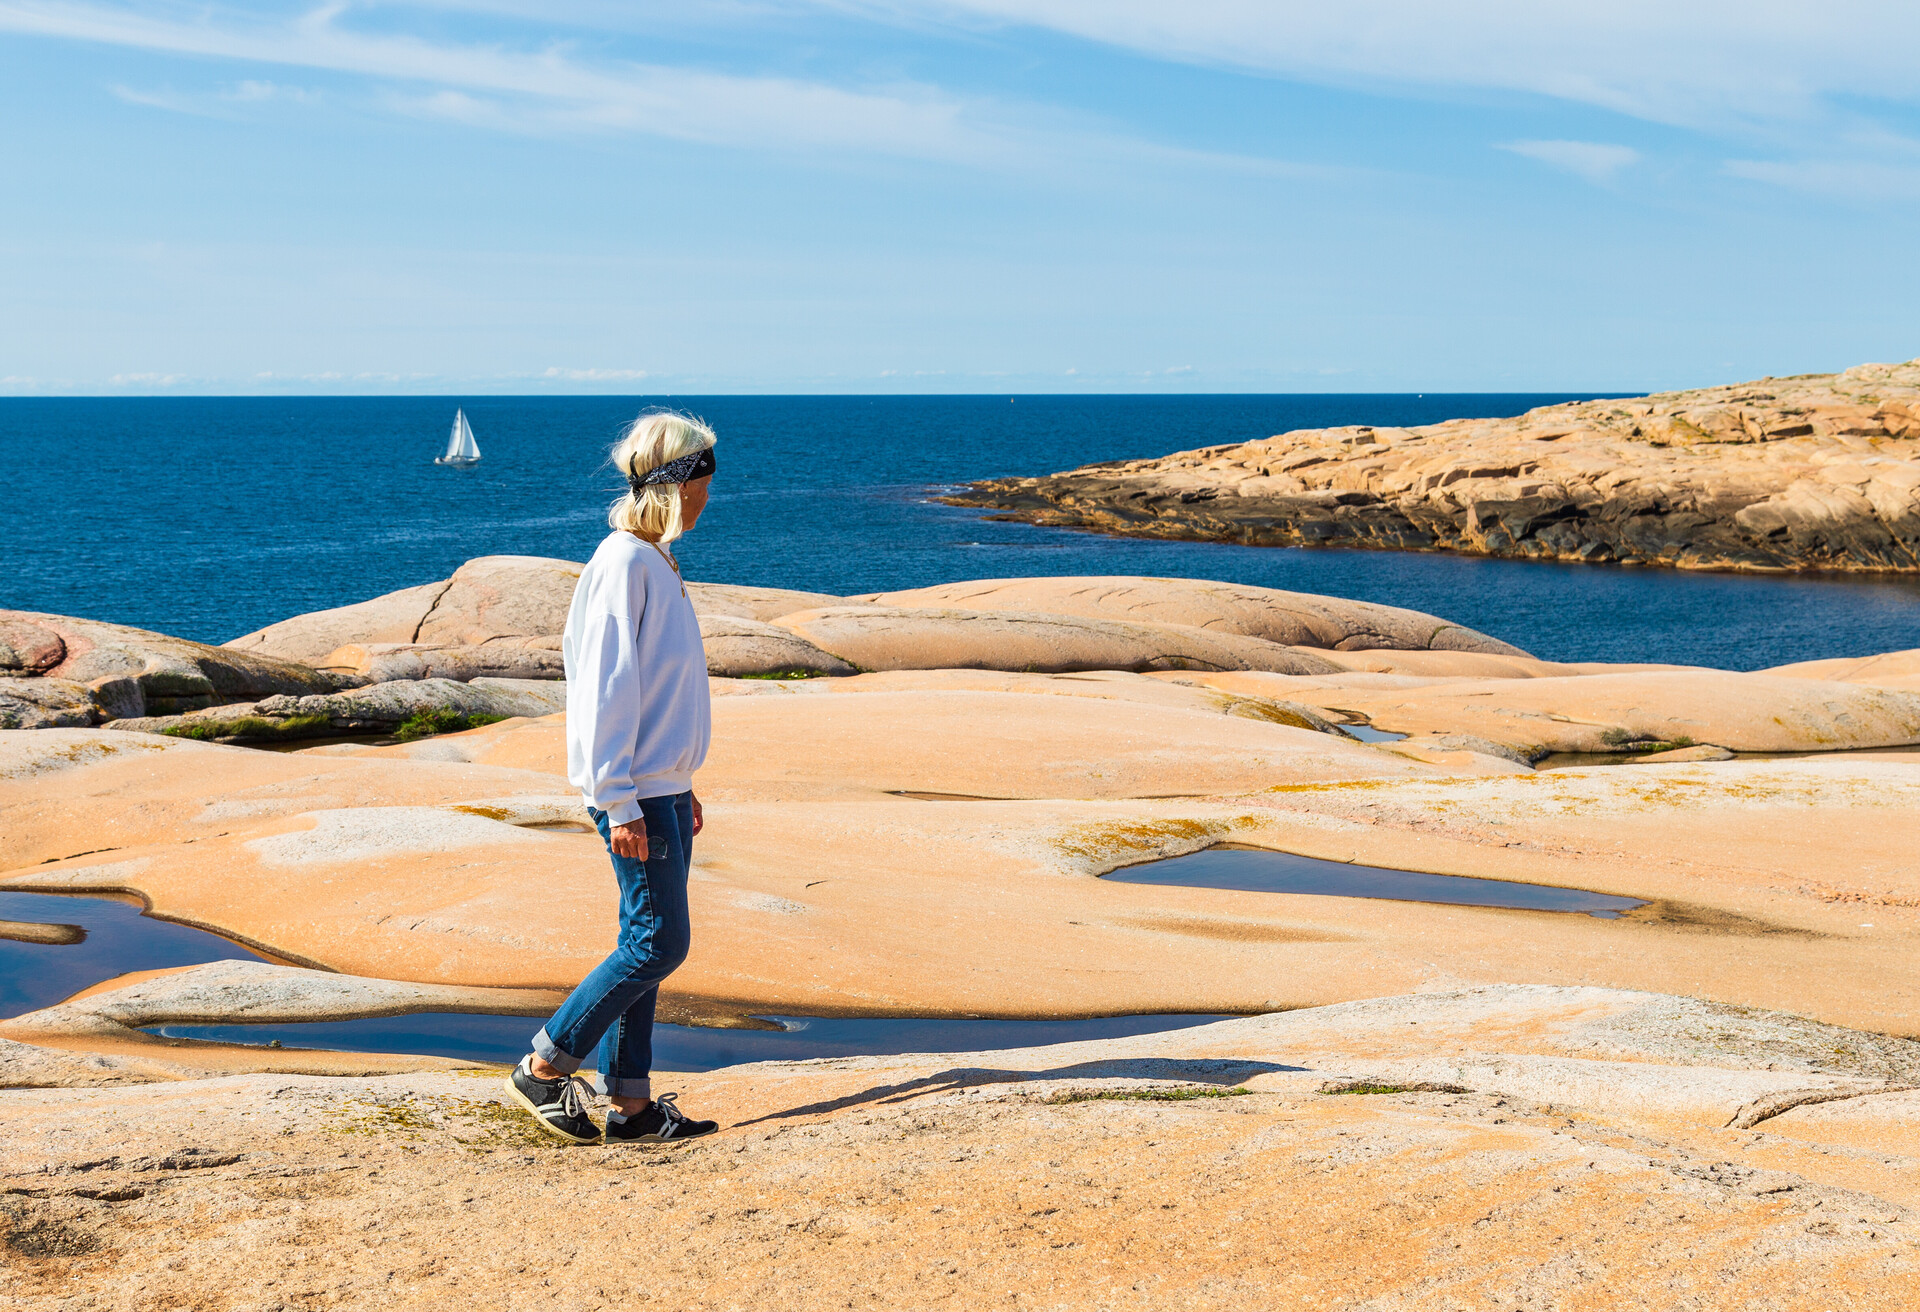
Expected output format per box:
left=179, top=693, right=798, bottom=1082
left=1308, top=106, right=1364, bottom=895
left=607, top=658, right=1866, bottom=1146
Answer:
left=603, top=1075, right=652, bottom=1100
left=532, top=1027, right=584, bottom=1075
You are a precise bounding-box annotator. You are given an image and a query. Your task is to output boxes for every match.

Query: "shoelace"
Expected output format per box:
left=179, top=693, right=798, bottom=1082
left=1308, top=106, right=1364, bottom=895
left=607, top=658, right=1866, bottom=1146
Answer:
left=556, top=1074, right=597, bottom=1121
left=652, top=1091, right=688, bottom=1129
left=530, top=1059, right=597, bottom=1121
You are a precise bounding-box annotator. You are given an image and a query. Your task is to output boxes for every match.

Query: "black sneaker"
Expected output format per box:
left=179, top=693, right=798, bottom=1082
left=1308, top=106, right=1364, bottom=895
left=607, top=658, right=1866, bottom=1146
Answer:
left=604, top=1092, right=718, bottom=1144
left=503, top=1055, right=601, bottom=1145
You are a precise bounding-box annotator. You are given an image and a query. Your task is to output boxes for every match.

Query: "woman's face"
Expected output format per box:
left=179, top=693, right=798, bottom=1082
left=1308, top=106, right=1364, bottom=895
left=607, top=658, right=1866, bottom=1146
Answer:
left=680, top=474, right=713, bottom=532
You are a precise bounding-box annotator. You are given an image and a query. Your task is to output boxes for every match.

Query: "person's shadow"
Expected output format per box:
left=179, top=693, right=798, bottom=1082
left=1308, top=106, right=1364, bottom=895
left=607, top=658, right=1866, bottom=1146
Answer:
left=733, top=1055, right=1305, bottom=1127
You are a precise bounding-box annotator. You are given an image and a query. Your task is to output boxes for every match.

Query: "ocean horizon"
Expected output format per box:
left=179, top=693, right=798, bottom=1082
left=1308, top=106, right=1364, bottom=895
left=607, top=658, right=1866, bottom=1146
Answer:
left=8, top=392, right=1919, bottom=670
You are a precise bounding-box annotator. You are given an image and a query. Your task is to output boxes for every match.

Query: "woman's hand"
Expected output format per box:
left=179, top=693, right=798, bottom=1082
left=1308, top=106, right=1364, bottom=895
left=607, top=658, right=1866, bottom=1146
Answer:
left=610, top=818, right=648, bottom=860
left=690, top=793, right=703, bottom=837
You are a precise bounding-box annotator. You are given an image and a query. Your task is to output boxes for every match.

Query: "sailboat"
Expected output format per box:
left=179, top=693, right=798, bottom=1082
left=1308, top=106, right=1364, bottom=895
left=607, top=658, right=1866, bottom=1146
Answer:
left=435, top=409, right=481, bottom=468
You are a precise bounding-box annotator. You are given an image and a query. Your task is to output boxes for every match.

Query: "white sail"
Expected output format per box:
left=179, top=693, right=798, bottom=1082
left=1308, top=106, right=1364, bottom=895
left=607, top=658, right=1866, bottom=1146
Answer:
left=437, top=409, right=481, bottom=466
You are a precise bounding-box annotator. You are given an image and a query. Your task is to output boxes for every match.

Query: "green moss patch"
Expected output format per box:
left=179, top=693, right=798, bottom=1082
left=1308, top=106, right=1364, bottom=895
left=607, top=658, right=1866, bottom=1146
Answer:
left=1051, top=1087, right=1250, bottom=1104
left=740, top=669, right=826, bottom=680
left=392, top=709, right=509, bottom=742
left=324, top=1093, right=564, bottom=1150
left=158, top=713, right=333, bottom=743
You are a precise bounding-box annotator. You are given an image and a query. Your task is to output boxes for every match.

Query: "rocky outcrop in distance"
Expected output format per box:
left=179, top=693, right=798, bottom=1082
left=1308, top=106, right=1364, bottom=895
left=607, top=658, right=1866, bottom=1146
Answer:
left=948, top=359, right=1920, bottom=572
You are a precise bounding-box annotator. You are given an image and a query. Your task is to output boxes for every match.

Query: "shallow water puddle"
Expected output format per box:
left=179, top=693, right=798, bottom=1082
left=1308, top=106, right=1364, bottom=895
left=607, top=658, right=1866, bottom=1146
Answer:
left=1106, top=846, right=1645, bottom=917
left=0, top=891, right=273, bottom=1020
left=1342, top=724, right=1409, bottom=744
left=0, top=893, right=1229, bottom=1067
left=142, top=1011, right=1231, bottom=1071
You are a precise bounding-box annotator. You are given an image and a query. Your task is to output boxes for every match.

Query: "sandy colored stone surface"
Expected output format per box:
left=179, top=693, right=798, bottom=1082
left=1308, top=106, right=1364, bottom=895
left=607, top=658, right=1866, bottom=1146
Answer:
left=696, top=683, right=1420, bottom=799
left=772, top=605, right=1347, bottom=674
left=1374, top=735, right=1537, bottom=774
left=1766, top=648, right=1920, bottom=691
left=223, top=568, right=837, bottom=667
left=1302, top=648, right=1688, bottom=679
left=224, top=556, right=584, bottom=664
left=317, top=640, right=565, bottom=683
left=0, top=918, right=84, bottom=946
left=698, top=614, right=857, bottom=678
left=6, top=694, right=1920, bottom=1037
left=950, top=359, right=1920, bottom=571
left=3, top=986, right=1916, bottom=1310
left=211, top=565, right=1542, bottom=692
left=860, top=576, right=1527, bottom=653
left=1634, top=744, right=1738, bottom=763
left=0, top=729, right=582, bottom=883
left=222, top=581, right=450, bottom=665
left=717, top=667, right=1360, bottom=738
left=1154, top=668, right=1920, bottom=756
left=686, top=582, right=843, bottom=621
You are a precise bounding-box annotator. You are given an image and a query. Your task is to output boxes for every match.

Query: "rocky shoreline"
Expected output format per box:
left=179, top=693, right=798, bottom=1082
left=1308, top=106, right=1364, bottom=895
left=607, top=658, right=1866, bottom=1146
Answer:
left=6, top=562, right=1920, bottom=1307
left=947, top=359, right=1920, bottom=572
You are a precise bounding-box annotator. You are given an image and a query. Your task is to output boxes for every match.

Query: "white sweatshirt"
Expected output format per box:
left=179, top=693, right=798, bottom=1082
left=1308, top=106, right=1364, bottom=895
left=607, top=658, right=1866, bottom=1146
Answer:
left=563, top=531, right=711, bottom=825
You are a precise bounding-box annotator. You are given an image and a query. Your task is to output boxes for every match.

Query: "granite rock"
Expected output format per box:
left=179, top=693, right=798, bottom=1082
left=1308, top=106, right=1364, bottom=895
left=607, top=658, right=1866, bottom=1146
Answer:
left=687, top=582, right=843, bottom=621
left=1185, top=668, right=1920, bottom=757
left=949, top=359, right=1920, bottom=571
left=0, top=609, right=342, bottom=724
left=772, top=605, right=1347, bottom=674
left=318, top=639, right=566, bottom=683
left=4, top=987, right=1917, bottom=1309
left=102, top=676, right=568, bottom=742
left=1765, top=648, right=1920, bottom=691
left=698, top=614, right=857, bottom=678
left=0, top=677, right=98, bottom=730
left=859, top=576, right=1527, bottom=654
left=223, top=556, right=584, bottom=664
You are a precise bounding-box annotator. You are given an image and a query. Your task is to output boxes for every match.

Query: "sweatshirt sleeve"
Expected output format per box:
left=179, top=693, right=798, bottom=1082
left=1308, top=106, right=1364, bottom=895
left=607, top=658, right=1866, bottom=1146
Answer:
left=571, top=609, right=649, bottom=827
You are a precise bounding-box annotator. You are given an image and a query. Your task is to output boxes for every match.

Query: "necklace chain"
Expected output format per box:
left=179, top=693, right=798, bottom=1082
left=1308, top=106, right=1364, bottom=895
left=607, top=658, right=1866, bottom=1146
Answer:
left=646, top=539, right=686, bottom=597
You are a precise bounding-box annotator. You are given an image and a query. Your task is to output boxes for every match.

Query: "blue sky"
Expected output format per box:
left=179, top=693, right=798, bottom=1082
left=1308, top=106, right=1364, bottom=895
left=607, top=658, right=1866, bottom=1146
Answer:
left=3, top=1, right=1918, bottom=395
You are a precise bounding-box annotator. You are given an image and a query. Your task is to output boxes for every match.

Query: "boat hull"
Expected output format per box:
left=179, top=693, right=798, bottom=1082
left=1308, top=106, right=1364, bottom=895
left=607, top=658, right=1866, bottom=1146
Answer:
left=434, top=457, right=482, bottom=468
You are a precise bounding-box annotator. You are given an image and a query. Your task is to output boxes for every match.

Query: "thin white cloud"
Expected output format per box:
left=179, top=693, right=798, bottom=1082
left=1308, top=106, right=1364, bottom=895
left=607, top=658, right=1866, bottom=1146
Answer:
left=1725, top=157, right=1920, bottom=201
left=0, top=0, right=996, bottom=160
left=112, top=75, right=319, bottom=115
left=7, top=1, right=1342, bottom=177
left=842, top=1, right=1920, bottom=134
left=1500, top=139, right=1639, bottom=185
left=110, top=82, right=212, bottom=114
left=230, top=78, right=316, bottom=104
left=543, top=366, right=650, bottom=381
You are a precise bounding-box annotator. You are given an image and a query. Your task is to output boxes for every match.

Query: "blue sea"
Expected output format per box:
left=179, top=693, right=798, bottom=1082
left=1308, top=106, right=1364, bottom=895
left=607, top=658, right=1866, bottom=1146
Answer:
left=7, top=395, right=1920, bottom=669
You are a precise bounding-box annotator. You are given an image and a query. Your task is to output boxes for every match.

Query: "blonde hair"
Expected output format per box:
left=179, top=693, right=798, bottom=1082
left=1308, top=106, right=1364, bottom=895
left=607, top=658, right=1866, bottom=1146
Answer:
left=607, top=410, right=717, bottom=542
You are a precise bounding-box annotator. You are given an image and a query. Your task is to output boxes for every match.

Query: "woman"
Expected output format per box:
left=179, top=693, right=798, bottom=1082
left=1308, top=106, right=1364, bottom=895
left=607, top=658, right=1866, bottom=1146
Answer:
left=505, top=411, right=720, bottom=1145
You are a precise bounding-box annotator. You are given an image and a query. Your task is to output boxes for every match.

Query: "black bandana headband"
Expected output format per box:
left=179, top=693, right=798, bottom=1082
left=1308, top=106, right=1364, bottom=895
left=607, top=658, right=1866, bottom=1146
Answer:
left=631, top=445, right=716, bottom=490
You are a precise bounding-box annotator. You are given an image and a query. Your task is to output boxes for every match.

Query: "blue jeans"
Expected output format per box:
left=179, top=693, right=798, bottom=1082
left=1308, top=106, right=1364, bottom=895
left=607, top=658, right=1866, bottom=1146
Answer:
left=532, top=792, right=693, bottom=1099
